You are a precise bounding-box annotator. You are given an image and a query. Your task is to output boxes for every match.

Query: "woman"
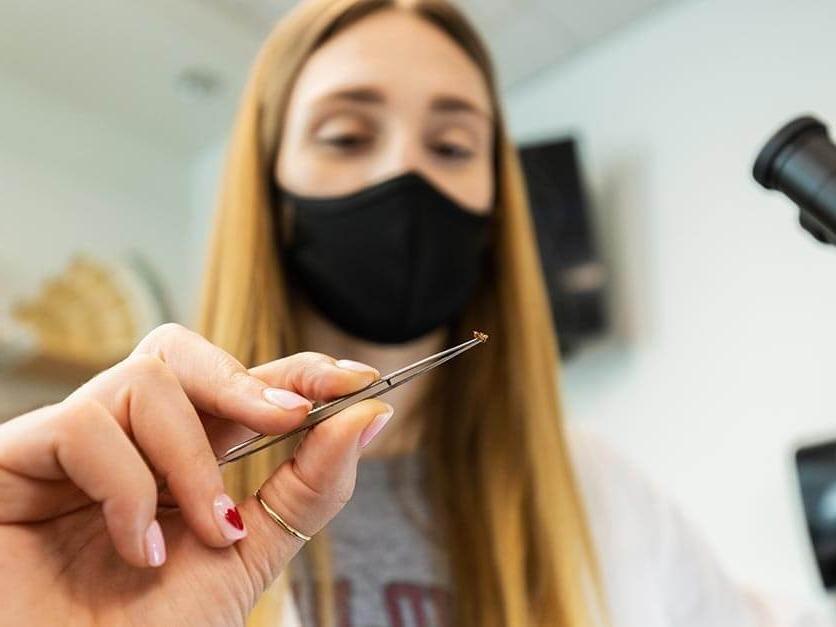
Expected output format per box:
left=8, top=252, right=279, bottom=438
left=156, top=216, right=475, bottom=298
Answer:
left=0, top=1, right=827, bottom=626
left=203, top=1, right=598, bottom=625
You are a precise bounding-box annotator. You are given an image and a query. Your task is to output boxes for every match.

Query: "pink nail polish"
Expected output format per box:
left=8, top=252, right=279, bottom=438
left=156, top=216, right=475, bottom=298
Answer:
left=144, top=520, right=166, bottom=567
left=214, top=494, right=247, bottom=541
left=359, top=405, right=394, bottom=449
left=263, top=388, right=312, bottom=411
left=335, top=359, right=379, bottom=376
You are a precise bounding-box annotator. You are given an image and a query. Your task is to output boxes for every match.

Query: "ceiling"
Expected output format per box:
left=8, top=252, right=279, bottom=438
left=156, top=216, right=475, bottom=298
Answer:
left=206, top=0, right=674, bottom=90
left=0, top=0, right=676, bottom=155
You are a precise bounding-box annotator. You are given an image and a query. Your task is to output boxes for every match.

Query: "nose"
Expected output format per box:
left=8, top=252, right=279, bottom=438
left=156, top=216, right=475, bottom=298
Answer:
left=376, top=128, right=426, bottom=182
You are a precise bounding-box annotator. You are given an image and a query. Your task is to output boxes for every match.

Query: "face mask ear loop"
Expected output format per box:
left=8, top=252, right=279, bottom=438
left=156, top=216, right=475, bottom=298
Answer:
left=280, top=197, right=295, bottom=248
left=484, top=209, right=498, bottom=249
left=268, top=180, right=295, bottom=249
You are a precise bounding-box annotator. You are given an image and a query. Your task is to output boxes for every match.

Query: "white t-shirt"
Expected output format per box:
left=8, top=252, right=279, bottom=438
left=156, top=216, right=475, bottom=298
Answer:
left=279, top=428, right=834, bottom=626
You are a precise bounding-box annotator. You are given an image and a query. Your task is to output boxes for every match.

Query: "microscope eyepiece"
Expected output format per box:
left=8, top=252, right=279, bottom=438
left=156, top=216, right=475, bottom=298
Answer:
left=753, top=115, right=836, bottom=244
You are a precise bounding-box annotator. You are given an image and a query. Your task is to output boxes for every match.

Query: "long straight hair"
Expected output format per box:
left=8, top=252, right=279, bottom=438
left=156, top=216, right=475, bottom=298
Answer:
left=198, top=1, right=604, bottom=624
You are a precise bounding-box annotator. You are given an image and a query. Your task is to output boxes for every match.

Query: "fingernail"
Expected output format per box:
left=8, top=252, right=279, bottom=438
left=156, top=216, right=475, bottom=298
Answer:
left=263, top=388, right=312, bottom=411
left=335, top=359, right=379, bottom=376
left=144, top=520, right=166, bottom=567
left=359, top=404, right=394, bottom=449
left=213, top=494, right=247, bottom=541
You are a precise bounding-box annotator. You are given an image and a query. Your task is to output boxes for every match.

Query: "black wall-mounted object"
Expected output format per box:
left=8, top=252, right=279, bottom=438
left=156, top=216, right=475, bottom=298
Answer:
left=795, top=439, right=836, bottom=590
left=754, top=115, right=836, bottom=245
left=518, top=138, right=608, bottom=357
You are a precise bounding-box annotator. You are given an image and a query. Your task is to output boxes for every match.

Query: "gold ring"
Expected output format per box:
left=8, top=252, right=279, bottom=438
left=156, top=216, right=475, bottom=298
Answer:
left=254, top=489, right=312, bottom=542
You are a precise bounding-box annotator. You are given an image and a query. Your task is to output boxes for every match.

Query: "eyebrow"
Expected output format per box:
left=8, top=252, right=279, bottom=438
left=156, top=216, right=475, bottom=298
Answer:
left=316, top=86, right=493, bottom=121
left=325, top=87, right=385, bottom=105
left=430, top=95, right=493, bottom=121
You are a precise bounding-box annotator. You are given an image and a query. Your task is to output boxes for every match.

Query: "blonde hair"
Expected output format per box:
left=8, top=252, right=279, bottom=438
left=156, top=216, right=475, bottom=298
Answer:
left=198, top=1, right=604, bottom=625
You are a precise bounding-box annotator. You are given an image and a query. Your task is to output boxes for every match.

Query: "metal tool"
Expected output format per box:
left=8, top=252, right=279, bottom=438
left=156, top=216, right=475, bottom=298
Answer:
left=217, top=331, right=489, bottom=466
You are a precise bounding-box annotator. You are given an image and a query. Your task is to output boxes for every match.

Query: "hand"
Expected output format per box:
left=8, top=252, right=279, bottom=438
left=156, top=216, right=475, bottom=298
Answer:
left=0, top=323, right=392, bottom=626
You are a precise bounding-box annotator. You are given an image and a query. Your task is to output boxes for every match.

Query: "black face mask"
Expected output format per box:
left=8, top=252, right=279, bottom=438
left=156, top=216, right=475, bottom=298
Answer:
left=281, top=172, right=492, bottom=344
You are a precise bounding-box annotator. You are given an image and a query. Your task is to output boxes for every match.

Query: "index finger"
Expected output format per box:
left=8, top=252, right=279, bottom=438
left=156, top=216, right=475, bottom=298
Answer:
left=132, top=324, right=313, bottom=435
left=249, top=352, right=381, bottom=401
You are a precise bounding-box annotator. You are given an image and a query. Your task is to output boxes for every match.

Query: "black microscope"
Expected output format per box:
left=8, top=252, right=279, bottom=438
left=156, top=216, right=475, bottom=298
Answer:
left=754, top=115, right=836, bottom=245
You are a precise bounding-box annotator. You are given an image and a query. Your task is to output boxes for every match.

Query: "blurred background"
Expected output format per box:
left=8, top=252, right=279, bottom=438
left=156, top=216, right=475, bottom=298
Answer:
left=2, top=0, right=836, bottom=611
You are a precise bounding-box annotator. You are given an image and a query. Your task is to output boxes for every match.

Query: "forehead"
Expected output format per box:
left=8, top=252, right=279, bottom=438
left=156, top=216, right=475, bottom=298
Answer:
left=288, top=9, right=492, bottom=111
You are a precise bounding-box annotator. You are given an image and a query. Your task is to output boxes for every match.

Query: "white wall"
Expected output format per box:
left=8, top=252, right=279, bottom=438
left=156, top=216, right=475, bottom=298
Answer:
left=0, top=70, right=195, bottom=417
left=504, top=0, right=836, bottom=604
left=188, top=140, right=226, bottom=297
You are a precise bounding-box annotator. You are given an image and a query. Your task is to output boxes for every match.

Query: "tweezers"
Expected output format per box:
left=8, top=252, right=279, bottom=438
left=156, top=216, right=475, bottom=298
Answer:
left=216, top=331, right=489, bottom=466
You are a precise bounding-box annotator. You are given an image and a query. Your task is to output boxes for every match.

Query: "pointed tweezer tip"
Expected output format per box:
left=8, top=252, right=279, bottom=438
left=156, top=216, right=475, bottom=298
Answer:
left=473, top=331, right=489, bottom=343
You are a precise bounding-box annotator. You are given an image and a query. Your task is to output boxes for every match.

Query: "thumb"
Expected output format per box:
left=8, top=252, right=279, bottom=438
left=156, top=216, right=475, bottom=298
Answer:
left=233, top=398, right=394, bottom=593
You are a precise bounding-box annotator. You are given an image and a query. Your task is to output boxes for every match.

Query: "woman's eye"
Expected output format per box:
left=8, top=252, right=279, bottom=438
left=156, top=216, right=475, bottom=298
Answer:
left=319, top=133, right=372, bottom=151
left=432, top=142, right=474, bottom=160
